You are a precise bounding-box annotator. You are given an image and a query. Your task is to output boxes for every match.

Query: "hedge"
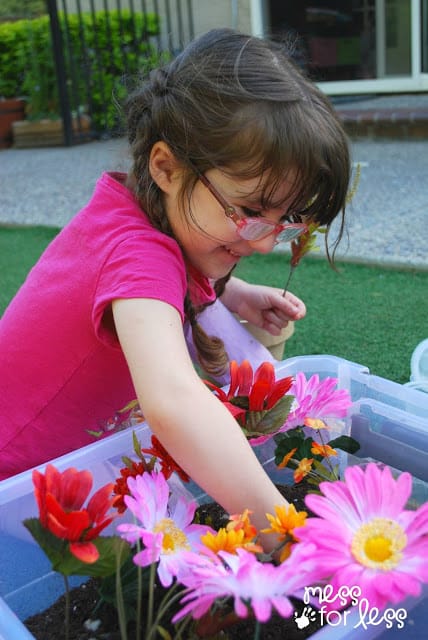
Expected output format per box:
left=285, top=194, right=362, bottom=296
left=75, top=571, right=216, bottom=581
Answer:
left=0, top=9, right=161, bottom=133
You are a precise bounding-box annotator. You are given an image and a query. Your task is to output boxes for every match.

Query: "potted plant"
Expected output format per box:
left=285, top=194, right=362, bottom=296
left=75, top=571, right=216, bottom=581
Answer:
left=0, top=0, right=47, bottom=148
left=11, top=14, right=91, bottom=148
left=0, top=96, right=26, bottom=149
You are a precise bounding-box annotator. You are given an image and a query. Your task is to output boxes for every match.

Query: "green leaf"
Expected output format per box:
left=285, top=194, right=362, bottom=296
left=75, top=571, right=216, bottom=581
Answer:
left=156, top=627, right=173, bottom=640
left=121, top=455, right=135, bottom=468
left=230, top=395, right=250, bottom=409
left=245, top=410, right=267, bottom=433
left=23, top=518, right=131, bottom=577
left=274, top=431, right=312, bottom=465
left=311, top=459, right=339, bottom=481
left=23, top=517, right=68, bottom=567
left=87, top=429, right=104, bottom=438
left=274, top=427, right=305, bottom=445
left=98, top=555, right=152, bottom=622
left=257, top=395, right=294, bottom=433
left=328, top=435, right=360, bottom=454
left=132, top=430, right=141, bottom=457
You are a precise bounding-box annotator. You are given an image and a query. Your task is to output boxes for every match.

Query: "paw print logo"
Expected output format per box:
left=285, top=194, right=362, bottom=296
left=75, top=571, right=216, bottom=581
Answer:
left=294, top=605, right=317, bottom=629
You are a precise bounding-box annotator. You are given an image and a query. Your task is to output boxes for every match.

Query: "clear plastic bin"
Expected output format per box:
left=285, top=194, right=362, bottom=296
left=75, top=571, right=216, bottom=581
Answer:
left=1, top=355, right=427, bottom=639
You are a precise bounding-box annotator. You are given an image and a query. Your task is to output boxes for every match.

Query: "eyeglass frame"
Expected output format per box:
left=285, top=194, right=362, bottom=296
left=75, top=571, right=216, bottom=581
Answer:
left=190, top=164, right=308, bottom=243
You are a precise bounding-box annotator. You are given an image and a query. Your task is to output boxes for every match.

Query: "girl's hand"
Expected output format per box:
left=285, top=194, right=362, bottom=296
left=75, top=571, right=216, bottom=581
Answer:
left=221, top=277, right=306, bottom=336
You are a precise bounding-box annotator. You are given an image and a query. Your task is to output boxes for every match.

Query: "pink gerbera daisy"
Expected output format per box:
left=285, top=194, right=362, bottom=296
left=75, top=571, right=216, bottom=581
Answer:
left=173, top=543, right=319, bottom=624
left=294, top=462, right=428, bottom=610
left=283, top=372, right=352, bottom=431
left=117, top=471, right=212, bottom=587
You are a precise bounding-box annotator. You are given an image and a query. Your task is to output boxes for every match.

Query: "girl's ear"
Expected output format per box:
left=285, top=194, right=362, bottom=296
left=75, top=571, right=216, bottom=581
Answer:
left=149, top=141, right=182, bottom=193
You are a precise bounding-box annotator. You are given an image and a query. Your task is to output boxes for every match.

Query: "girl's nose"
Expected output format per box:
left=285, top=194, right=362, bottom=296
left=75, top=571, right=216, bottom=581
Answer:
left=247, top=233, right=278, bottom=254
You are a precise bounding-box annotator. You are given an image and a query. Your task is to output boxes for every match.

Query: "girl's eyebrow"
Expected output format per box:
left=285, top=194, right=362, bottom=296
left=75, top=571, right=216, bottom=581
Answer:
left=231, top=184, right=290, bottom=210
left=228, top=186, right=258, bottom=200
left=232, top=190, right=264, bottom=206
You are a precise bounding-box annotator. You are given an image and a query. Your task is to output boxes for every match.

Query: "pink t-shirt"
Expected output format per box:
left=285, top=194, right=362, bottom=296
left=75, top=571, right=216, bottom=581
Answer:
left=0, top=172, right=215, bottom=479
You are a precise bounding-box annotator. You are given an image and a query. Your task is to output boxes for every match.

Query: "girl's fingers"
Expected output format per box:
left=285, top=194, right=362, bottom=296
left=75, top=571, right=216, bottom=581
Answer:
left=263, top=309, right=290, bottom=332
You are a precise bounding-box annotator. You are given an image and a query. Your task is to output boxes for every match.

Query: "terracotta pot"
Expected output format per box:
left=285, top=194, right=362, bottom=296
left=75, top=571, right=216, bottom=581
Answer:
left=0, top=98, right=26, bottom=149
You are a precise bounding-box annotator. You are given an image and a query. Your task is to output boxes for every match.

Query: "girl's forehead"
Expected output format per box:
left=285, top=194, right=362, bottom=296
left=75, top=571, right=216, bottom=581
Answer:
left=216, top=168, right=299, bottom=205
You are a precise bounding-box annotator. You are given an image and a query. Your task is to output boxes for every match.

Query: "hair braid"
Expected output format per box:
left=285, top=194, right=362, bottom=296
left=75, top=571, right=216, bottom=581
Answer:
left=184, top=293, right=229, bottom=377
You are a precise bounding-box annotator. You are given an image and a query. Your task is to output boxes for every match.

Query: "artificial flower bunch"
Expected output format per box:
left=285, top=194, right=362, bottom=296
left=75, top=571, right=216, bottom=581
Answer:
left=26, top=456, right=428, bottom=639
left=23, top=359, right=428, bottom=638
left=205, top=359, right=359, bottom=485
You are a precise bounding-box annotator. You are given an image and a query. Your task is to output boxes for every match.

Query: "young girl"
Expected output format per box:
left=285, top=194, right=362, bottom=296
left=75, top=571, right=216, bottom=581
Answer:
left=0, top=29, right=350, bottom=546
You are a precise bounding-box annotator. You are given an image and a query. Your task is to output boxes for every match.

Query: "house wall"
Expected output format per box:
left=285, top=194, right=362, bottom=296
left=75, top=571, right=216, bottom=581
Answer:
left=192, top=0, right=251, bottom=35
left=63, top=1, right=252, bottom=42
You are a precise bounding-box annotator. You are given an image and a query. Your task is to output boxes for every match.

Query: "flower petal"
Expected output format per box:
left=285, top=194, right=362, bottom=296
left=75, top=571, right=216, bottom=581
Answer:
left=69, top=541, right=99, bottom=563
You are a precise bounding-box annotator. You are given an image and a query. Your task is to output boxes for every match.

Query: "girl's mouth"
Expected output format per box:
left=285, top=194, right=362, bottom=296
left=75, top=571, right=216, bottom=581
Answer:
left=226, top=248, right=241, bottom=258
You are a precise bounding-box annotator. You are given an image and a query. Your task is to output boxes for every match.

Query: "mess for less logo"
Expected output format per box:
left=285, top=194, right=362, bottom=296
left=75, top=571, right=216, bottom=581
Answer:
left=294, top=585, right=408, bottom=631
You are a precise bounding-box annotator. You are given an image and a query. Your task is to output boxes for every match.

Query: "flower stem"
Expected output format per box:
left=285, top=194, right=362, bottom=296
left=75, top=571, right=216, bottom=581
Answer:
left=116, top=542, right=128, bottom=640
left=152, top=585, right=189, bottom=638
left=63, top=575, right=70, bottom=640
left=282, top=265, right=295, bottom=297
left=145, top=561, right=156, bottom=639
left=317, top=429, right=338, bottom=479
left=135, top=541, right=142, bottom=640
left=254, top=619, right=262, bottom=640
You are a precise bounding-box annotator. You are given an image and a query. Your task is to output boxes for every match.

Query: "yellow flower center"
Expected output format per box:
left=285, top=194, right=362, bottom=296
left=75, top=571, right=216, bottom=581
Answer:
left=351, top=518, right=407, bottom=570
left=154, top=518, right=190, bottom=554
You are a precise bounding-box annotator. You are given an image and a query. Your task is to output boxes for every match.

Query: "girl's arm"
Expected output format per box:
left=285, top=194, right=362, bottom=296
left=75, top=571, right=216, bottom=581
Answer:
left=221, top=276, right=306, bottom=335
left=112, top=296, right=288, bottom=549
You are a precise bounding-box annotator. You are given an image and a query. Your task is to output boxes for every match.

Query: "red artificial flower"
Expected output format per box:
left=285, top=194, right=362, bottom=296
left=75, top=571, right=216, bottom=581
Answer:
left=32, top=464, right=115, bottom=563
left=208, top=360, right=293, bottom=414
left=228, top=360, right=293, bottom=412
left=112, top=460, right=148, bottom=514
left=141, top=435, right=190, bottom=483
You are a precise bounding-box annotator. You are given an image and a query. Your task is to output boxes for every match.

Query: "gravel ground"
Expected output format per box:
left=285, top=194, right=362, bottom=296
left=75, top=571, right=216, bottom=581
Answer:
left=1, top=136, right=427, bottom=269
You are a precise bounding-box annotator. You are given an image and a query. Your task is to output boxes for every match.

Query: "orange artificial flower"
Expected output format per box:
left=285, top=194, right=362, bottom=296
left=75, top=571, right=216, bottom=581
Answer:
left=311, top=441, right=338, bottom=458
left=277, top=447, right=298, bottom=469
left=201, top=527, right=263, bottom=555
left=290, top=223, right=323, bottom=267
left=304, top=417, right=330, bottom=430
left=294, top=458, right=314, bottom=483
left=262, top=504, right=307, bottom=538
left=262, top=504, right=307, bottom=562
left=226, top=509, right=258, bottom=540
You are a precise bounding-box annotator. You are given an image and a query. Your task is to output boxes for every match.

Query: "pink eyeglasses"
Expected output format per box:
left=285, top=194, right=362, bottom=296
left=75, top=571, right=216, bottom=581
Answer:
left=194, top=169, right=307, bottom=243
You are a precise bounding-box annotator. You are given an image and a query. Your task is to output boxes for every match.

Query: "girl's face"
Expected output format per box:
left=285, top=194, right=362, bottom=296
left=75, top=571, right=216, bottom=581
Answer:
left=165, top=167, right=299, bottom=281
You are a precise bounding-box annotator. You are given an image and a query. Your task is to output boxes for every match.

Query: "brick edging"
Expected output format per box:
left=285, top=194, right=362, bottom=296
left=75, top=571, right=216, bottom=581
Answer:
left=335, top=108, right=428, bottom=139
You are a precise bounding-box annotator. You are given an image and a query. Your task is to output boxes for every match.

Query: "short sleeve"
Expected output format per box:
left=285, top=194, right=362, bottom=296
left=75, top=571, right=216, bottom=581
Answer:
left=92, top=231, right=187, bottom=346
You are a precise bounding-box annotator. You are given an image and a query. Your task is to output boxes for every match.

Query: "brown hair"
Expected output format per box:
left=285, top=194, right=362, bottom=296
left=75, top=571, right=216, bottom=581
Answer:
left=124, top=28, right=351, bottom=377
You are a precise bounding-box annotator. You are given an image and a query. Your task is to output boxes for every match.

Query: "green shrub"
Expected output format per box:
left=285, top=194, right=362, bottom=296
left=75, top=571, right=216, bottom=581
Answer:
left=0, top=9, right=161, bottom=132
left=0, top=0, right=46, bottom=22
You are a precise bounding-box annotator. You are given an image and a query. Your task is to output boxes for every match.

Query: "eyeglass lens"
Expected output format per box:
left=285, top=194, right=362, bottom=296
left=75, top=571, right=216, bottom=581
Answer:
left=275, top=226, right=306, bottom=243
left=238, top=219, right=306, bottom=243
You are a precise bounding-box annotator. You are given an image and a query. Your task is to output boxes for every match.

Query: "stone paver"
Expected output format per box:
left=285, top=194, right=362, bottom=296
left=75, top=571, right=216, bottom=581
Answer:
left=1, top=101, right=428, bottom=270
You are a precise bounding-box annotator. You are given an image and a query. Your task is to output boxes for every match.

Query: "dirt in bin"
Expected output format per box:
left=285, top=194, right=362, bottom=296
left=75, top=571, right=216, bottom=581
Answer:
left=25, top=483, right=324, bottom=640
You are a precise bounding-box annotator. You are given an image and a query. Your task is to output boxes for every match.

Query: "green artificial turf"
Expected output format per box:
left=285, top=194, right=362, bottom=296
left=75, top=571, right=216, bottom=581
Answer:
left=235, top=253, right=428, bottom=384
left=0, top=225, right=60, bottom=314
left=1, top=225, right=427, bottom=384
